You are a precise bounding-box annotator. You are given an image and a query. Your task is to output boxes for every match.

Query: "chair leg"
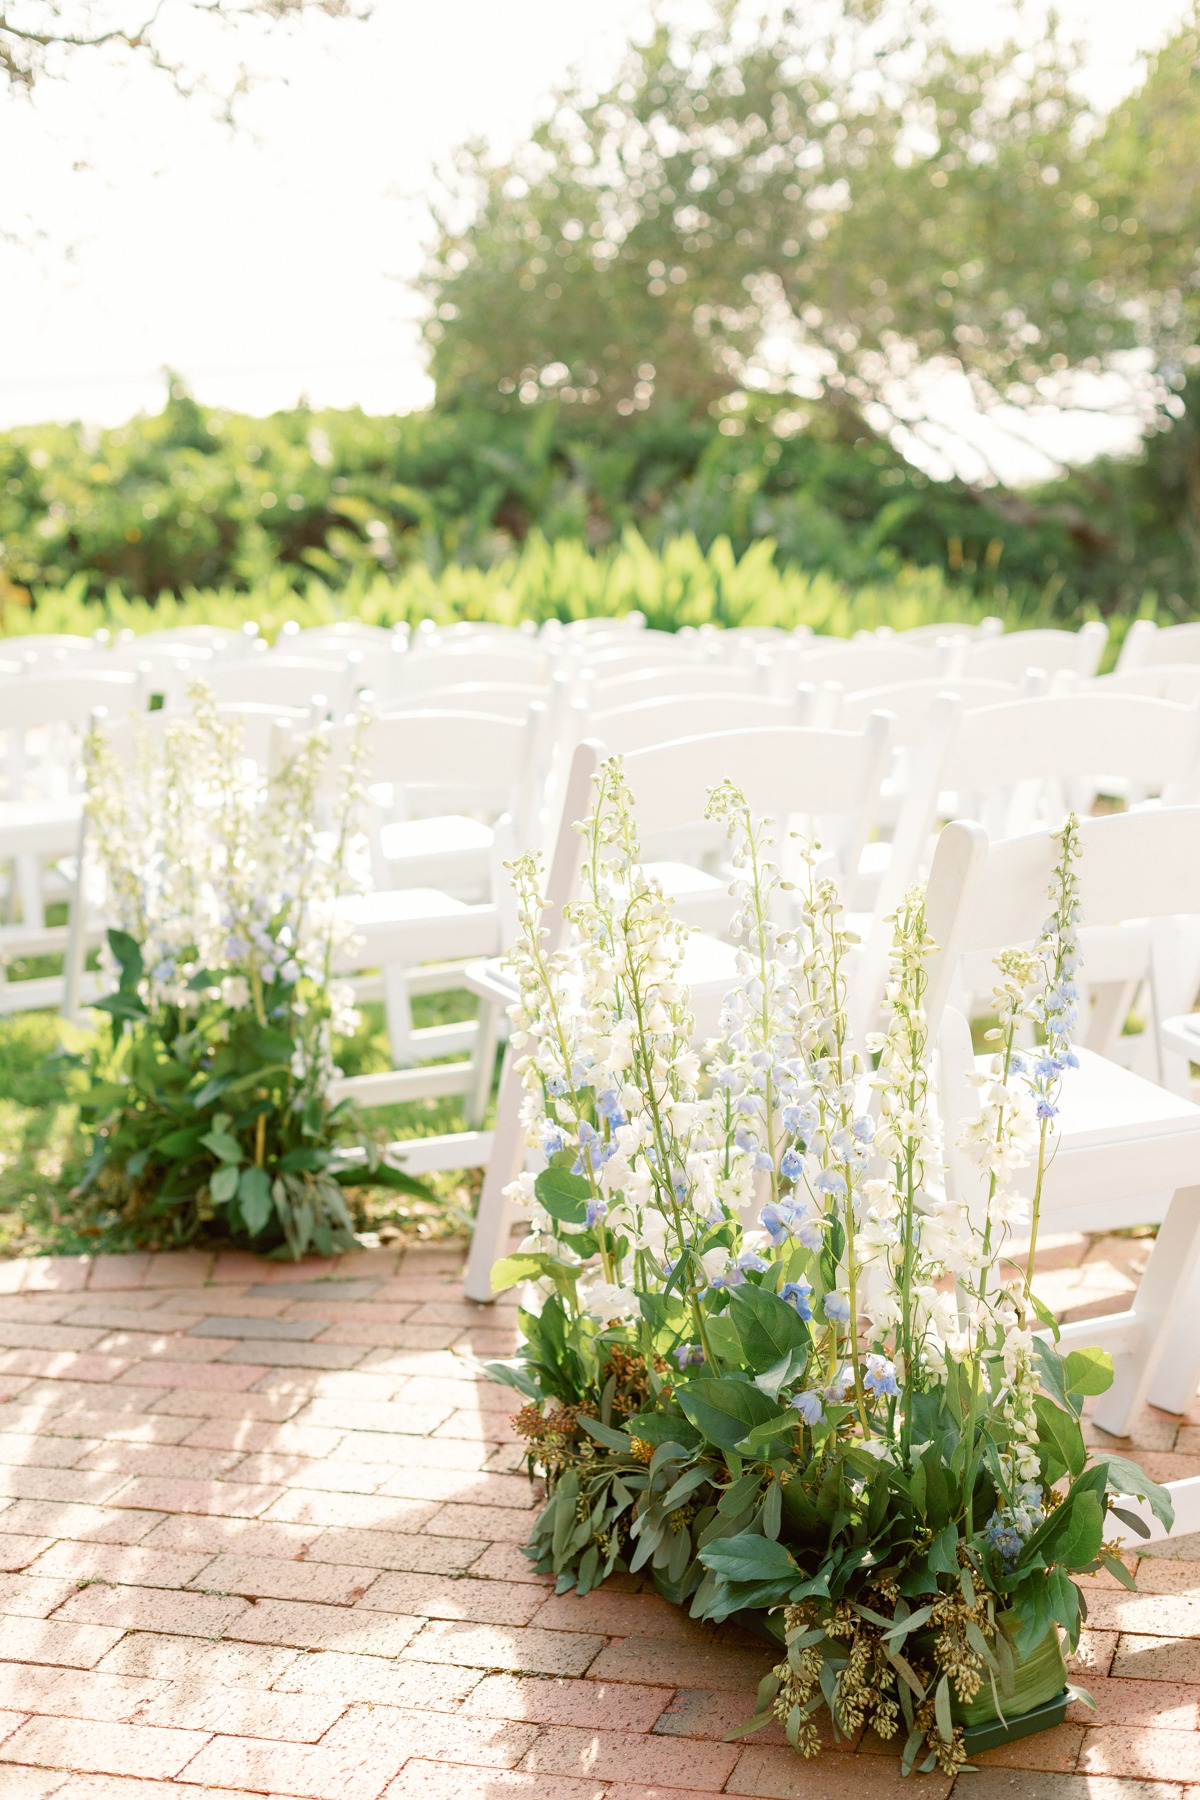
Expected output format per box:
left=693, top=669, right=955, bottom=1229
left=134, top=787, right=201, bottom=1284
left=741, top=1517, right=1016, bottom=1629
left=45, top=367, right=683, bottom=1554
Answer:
left=382, top=966, right=415, bottom=1064
left=1092, top=1184, right=1200, bottom=1434
left=466, top=999, right=500, bottom=1129
left=62, top=811, right=88, bottom=1028
left=462, top=1046, right=526, bottom=1304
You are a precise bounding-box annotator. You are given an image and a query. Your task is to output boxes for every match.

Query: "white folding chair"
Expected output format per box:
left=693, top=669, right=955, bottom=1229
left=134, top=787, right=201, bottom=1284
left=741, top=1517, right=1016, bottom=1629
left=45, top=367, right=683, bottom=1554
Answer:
left=373, top=644, right=551, bottom=704
left=326, top=708, right=541, bottom=1127
left=280, top=621, right=404, bottom=657
left=462, top=716, right=893, bottom=1300
left=0, top=635, right=96, bottom=669
left=964, top=621, right=1108, bottom=685
left=0, top=670, right=142, bottom=1014
left=383, top=681, right=545, bottom=720
left=198, top=655, right=360, bottom=717
left=854, top=690, right=1200, bottom=1050
left=1117, top=620, right=1200, bottom=675
left=590, top=690, right=808, bottom=754
left=585, top=662, right=767, bottom=709
left=873, top=617, right=1003, bottom=646
left=924, top=808, right=1200, bottom=1537
left=798, top=639, right=957, bottom=691
left=114, top=624, right=259, bottom=659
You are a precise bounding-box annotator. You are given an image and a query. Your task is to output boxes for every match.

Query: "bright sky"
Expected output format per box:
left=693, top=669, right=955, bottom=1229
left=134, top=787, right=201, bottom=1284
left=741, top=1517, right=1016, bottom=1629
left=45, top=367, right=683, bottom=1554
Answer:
left=0, top=0, right=1192, bottom=482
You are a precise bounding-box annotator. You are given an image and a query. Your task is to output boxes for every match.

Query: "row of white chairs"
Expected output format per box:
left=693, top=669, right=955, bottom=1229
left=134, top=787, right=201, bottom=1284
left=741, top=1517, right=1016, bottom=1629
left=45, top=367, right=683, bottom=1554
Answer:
left=6, top=616, right=1200, bottom=1040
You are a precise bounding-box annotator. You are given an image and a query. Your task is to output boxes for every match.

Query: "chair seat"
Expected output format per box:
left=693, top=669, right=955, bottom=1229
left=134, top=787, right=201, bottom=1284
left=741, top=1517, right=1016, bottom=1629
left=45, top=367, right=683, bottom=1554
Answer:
left=465, top=931, right=741, bottom=1041
left=645, top=860, right=729, bottom=931
left=1162, top=1013, right=1200, bottom=1065
left=0, top=796, right=83, bottom=855
left=379, top=813, right=493, bottom=890
left=980, top=1045, right=1200, bottom=1223
left=337, top=887, right=500, bottom=966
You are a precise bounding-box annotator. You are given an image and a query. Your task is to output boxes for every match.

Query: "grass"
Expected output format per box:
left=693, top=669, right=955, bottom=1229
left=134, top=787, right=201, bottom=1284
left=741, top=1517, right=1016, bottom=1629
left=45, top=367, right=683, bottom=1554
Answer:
left=0, top=990, right=489, bottom=1261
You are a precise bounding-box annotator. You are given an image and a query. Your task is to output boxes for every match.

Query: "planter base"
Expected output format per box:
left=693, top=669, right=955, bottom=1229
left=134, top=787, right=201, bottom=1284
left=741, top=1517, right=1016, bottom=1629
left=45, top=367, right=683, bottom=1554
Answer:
left=961, top=1689, right=1069, bottom=1757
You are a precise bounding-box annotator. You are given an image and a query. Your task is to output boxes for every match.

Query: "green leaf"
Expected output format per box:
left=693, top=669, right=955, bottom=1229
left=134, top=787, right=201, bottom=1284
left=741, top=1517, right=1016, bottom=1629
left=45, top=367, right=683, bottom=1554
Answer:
left=762, top=1478, right=782, bottom=1541
left=533, top=1167, right=591, bottom=1225
left=753, top=1343, right=809, bottom=1401
left=927, top=1524, right=960, bottom=1576
left=577, top=1415, right=633, bottom=1453
left=106, top=928, right=144, bottom=985
left=200, top=1129, right=243, bottom=1165
left=736, top=1411, right=800, bottom=1455
left=238, top=1165, right=273, bottom=1236
left=698, top=1532, right=799, bottom=1585
left=155, top=1126, right=205, bottom=1158
left=676, top=1376, right=780, bottom=1452
left=1041, top=1487, right=1106, bottom=1571
left=210, top=1164, right=239, bottom=1204
left=727, top=1281, right=809, bottom=1374
left=1099, top=1455, right=1175, bottom=1534
left=279, top=1147, right=326, bottom=1172
left=482, top=1359, right=541, bottom=1399
left=1033, top=1395, right=1087, bottom=1483
left=331, top=1158, right=433, bottom=1198
left=490, top=1252, right=571, bottom=1294
left=1064, top=1347, right=1115, bottom=1401
left=1100, top=1555, right=1137, bottom=1591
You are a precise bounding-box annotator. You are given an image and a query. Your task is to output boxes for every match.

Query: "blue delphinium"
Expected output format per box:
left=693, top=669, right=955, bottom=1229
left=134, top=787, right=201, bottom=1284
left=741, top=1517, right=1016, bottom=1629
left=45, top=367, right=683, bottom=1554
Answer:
left=781, top=1279, right=813, bottom=1320
left=864, top=1353, right=900, bottom=1399
left=791, top=1390, right=825, bottom=1427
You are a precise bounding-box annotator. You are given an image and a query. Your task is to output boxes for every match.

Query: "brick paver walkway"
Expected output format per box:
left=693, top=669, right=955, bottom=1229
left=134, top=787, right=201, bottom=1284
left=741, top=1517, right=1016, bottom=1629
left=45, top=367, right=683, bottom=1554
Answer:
left=0, top=1243, right=1198, bottom=1800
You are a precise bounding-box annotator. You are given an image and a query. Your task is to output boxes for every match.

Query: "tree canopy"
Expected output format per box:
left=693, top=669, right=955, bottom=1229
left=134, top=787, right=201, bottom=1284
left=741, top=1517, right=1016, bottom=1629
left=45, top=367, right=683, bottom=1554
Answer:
left=421, top=0, right=1200, bottom=459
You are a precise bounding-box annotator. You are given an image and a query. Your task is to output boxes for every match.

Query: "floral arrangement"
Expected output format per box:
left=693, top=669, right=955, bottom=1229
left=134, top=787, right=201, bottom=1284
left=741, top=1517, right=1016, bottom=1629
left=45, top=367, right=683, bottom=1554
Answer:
left=75, top=684, right=425, bottom=1256
left=489, top=760, right=1171, bottom=1776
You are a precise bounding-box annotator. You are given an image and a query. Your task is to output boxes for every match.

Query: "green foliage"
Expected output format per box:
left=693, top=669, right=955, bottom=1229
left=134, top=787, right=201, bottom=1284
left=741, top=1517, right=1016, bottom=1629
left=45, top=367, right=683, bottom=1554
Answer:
left=0, top=990, right=480, bottom=1262
left=73, top=928, right=428, bottom=1258
left=498, top=1257, right=1168, bottom=1768
left=0, top=385, right=1196, bottom=622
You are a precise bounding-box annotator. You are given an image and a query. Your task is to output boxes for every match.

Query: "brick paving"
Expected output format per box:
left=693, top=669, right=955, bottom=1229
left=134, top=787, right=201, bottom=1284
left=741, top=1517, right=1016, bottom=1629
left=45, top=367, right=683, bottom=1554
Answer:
left=0, top=1240, right=1196, bottom=1799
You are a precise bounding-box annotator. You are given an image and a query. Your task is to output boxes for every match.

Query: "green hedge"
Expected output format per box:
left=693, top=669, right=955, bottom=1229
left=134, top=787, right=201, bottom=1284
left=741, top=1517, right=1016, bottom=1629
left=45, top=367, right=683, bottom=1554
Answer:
left=1, top=384, right=1191, bottom=623
left=1, top=529, right=1140, bottom=660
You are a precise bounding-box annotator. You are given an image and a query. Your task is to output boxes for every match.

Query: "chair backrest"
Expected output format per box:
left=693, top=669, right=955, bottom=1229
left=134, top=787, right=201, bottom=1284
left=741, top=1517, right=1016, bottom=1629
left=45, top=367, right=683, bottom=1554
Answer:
left=124, top=625, right=258, bottom=659
left=576, top=633, right=719, bottom=677
left=328, top=707, right=542, bottom=845
left=199, top=657, right=357, bottom=714
left=379, top=644, right=550, bottom=695
left=835, top=676, right=1025, bottom=742
left=94, top=700, right=311, bottom=774
left=280, top=621, right=401, bottom=656
left=590, top=691, right=806, bottom=755
left=621, top=715, right=891, bottom=883
left=383, top=681, right=544, bottom=720
left=964, top=621, right=1107, bottom=683
left=923, top=806, right=1200, bottom=1039
left=0, top=635, right=95, bottom=667
left=586, top=662, right=765, bottom=708
left=1117, top=619, right=1200, bottom=674
left=940, top=691, right=1200, bottom=820
left=879, top=617, right=1003, bottom=646
left=797, top=639, right=954, bottom=691
left=0, top=669, right=140, bottom=731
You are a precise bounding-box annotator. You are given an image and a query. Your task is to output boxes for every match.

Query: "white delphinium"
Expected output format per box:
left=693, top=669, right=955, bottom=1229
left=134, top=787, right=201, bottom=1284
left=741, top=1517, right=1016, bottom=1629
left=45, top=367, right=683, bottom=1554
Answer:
left=959, top=815, right=1083, bottom=1532
left=864, top=885, right=972, bottom=1438
left=84, top=681, right=366, bottom=1084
